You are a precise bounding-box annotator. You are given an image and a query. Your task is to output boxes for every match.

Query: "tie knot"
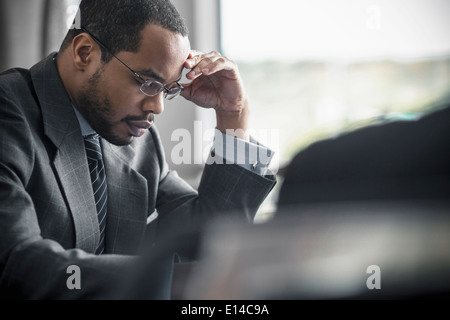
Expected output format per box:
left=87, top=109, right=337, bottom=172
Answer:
left=84, top=134, right=103, bottom=161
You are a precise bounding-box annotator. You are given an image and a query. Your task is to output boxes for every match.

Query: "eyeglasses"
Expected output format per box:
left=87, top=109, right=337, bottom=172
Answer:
left=81, top=28, right=183, bottom=100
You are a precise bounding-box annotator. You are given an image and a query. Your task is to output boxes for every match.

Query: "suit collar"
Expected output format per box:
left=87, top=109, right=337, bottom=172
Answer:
left=30, top=53, right=81, bottom=148
left=73, top=105, right=97, bottom=136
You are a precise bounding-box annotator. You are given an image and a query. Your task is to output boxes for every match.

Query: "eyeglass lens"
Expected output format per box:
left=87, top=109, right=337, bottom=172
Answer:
left=140, top=81, right=182, bottom=100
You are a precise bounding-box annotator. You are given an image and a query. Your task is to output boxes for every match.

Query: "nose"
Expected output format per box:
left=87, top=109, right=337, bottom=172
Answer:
left=141, top=92, right=164, bottom=115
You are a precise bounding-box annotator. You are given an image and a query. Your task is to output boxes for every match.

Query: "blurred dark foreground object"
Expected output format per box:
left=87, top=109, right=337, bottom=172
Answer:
left=180, top=200, right=450, bottom=300
left=277, top=104, right=450, bottom=209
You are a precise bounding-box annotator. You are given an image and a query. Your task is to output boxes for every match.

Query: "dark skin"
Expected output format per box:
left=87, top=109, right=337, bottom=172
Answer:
left=57, top=23, right=250, bottom=146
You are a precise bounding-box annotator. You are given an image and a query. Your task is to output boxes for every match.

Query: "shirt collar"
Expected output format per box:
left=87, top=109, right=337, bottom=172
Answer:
left=54, top=55, right=97, bottom=137
left=72, top=105, right=97, bottom=137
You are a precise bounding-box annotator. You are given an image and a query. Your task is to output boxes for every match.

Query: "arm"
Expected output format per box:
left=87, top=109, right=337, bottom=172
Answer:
left=153, top=51, right=277, bottom=251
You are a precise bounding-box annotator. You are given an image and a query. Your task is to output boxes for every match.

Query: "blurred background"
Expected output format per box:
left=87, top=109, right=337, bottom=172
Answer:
left=1, top=0, right=449, bottom=223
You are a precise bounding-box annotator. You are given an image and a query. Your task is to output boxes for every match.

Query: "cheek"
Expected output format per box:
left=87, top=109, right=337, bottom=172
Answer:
left=103, top=80, right=142, bottom=117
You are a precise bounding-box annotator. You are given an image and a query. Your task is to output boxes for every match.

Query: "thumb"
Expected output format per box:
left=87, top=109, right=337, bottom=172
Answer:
left=180, top=83, right=192, bottom=100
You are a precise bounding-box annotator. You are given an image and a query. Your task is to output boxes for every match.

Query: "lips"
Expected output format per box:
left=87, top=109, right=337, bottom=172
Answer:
left=127, top=120, right=153, bottom=137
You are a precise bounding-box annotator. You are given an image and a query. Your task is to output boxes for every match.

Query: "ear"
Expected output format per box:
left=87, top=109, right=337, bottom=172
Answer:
left=71, top=33, right=101, bottom=72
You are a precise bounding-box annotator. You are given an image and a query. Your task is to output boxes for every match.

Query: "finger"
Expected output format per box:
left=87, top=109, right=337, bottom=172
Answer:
left=200, top=55, right=237, bottom=77
left=180, top=84, right=190, bottom=100
left=185, top=57, right=218, bottom=80
left=184, top=50, right=204, bottom=69
left=185, top=50, right=225, bottom=71
left=186, top=52, right=236, bottom=80
left=187, top=58, right=236, bottom=81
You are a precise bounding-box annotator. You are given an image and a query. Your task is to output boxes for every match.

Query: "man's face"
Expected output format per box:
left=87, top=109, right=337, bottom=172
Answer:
left=76, top=24, right=190, bottom=146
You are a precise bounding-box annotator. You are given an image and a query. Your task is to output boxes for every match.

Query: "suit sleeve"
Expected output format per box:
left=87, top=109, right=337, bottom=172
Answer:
left=147, top=127, right=277, bottom=251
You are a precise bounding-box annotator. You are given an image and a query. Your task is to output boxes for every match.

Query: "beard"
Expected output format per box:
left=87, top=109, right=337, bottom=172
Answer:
left=75, top=67, right=133, bottom=146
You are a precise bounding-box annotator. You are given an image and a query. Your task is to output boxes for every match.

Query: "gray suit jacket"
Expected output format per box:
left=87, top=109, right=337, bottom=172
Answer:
left=0, top=54, right=276, bottom=299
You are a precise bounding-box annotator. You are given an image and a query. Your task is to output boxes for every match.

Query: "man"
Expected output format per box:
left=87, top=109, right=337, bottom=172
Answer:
left=0, top=0, right=276, bottom=299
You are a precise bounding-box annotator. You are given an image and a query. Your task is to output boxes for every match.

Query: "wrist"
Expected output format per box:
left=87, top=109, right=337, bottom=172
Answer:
left=216, top=101, right=250, bottom=141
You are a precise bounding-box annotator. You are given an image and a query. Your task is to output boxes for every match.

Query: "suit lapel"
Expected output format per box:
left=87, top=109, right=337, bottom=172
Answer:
left=102, top=142, right=149, bottom=254
left=30, top=54, right=99, bottom=253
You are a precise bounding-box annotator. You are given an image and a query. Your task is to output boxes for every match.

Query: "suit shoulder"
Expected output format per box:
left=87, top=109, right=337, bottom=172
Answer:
left=0, top=67, right=37, bottom=109
left=0, top=67, right=33, bottom=92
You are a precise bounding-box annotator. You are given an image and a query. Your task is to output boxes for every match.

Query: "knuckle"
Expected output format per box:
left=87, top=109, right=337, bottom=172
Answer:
left=202, top=57, right=214, bottom=65
left=216, top=57, right=227, bottom=64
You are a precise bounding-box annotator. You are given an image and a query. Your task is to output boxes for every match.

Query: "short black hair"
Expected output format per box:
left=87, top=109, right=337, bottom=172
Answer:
left=60, top=0, right=189, bottom=62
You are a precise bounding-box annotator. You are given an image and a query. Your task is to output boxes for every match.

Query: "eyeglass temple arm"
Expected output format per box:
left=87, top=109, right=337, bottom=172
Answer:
left=80, top=27, right=145, bottom=83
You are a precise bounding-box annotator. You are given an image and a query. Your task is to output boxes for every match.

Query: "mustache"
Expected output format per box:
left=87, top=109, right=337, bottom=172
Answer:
left=122, top=113, right=155, bottom=122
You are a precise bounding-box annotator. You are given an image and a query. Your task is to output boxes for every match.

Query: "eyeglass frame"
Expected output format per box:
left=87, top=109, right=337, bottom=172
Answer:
left=80, top=27, right=184, bottom=100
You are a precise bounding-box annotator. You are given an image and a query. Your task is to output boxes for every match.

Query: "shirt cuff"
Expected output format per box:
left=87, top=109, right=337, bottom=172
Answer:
left=208, top=129, right=274, bottom=176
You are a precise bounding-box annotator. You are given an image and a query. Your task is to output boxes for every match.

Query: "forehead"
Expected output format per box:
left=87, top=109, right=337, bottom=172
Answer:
left=131, top=23, right=190, bottom=83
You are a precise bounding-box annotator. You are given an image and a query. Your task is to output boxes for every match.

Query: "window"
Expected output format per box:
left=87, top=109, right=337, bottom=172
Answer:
left=220, top=0, right=450, bottom=172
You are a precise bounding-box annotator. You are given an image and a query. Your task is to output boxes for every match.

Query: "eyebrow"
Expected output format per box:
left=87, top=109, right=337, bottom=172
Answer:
left=137, top=68, right=184, bottom=84
left=136, top=69, right=165, bottom=83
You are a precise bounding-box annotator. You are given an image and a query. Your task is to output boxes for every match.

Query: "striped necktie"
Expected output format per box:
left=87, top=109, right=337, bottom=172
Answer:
left=83, top=134, right=107, bottom=255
